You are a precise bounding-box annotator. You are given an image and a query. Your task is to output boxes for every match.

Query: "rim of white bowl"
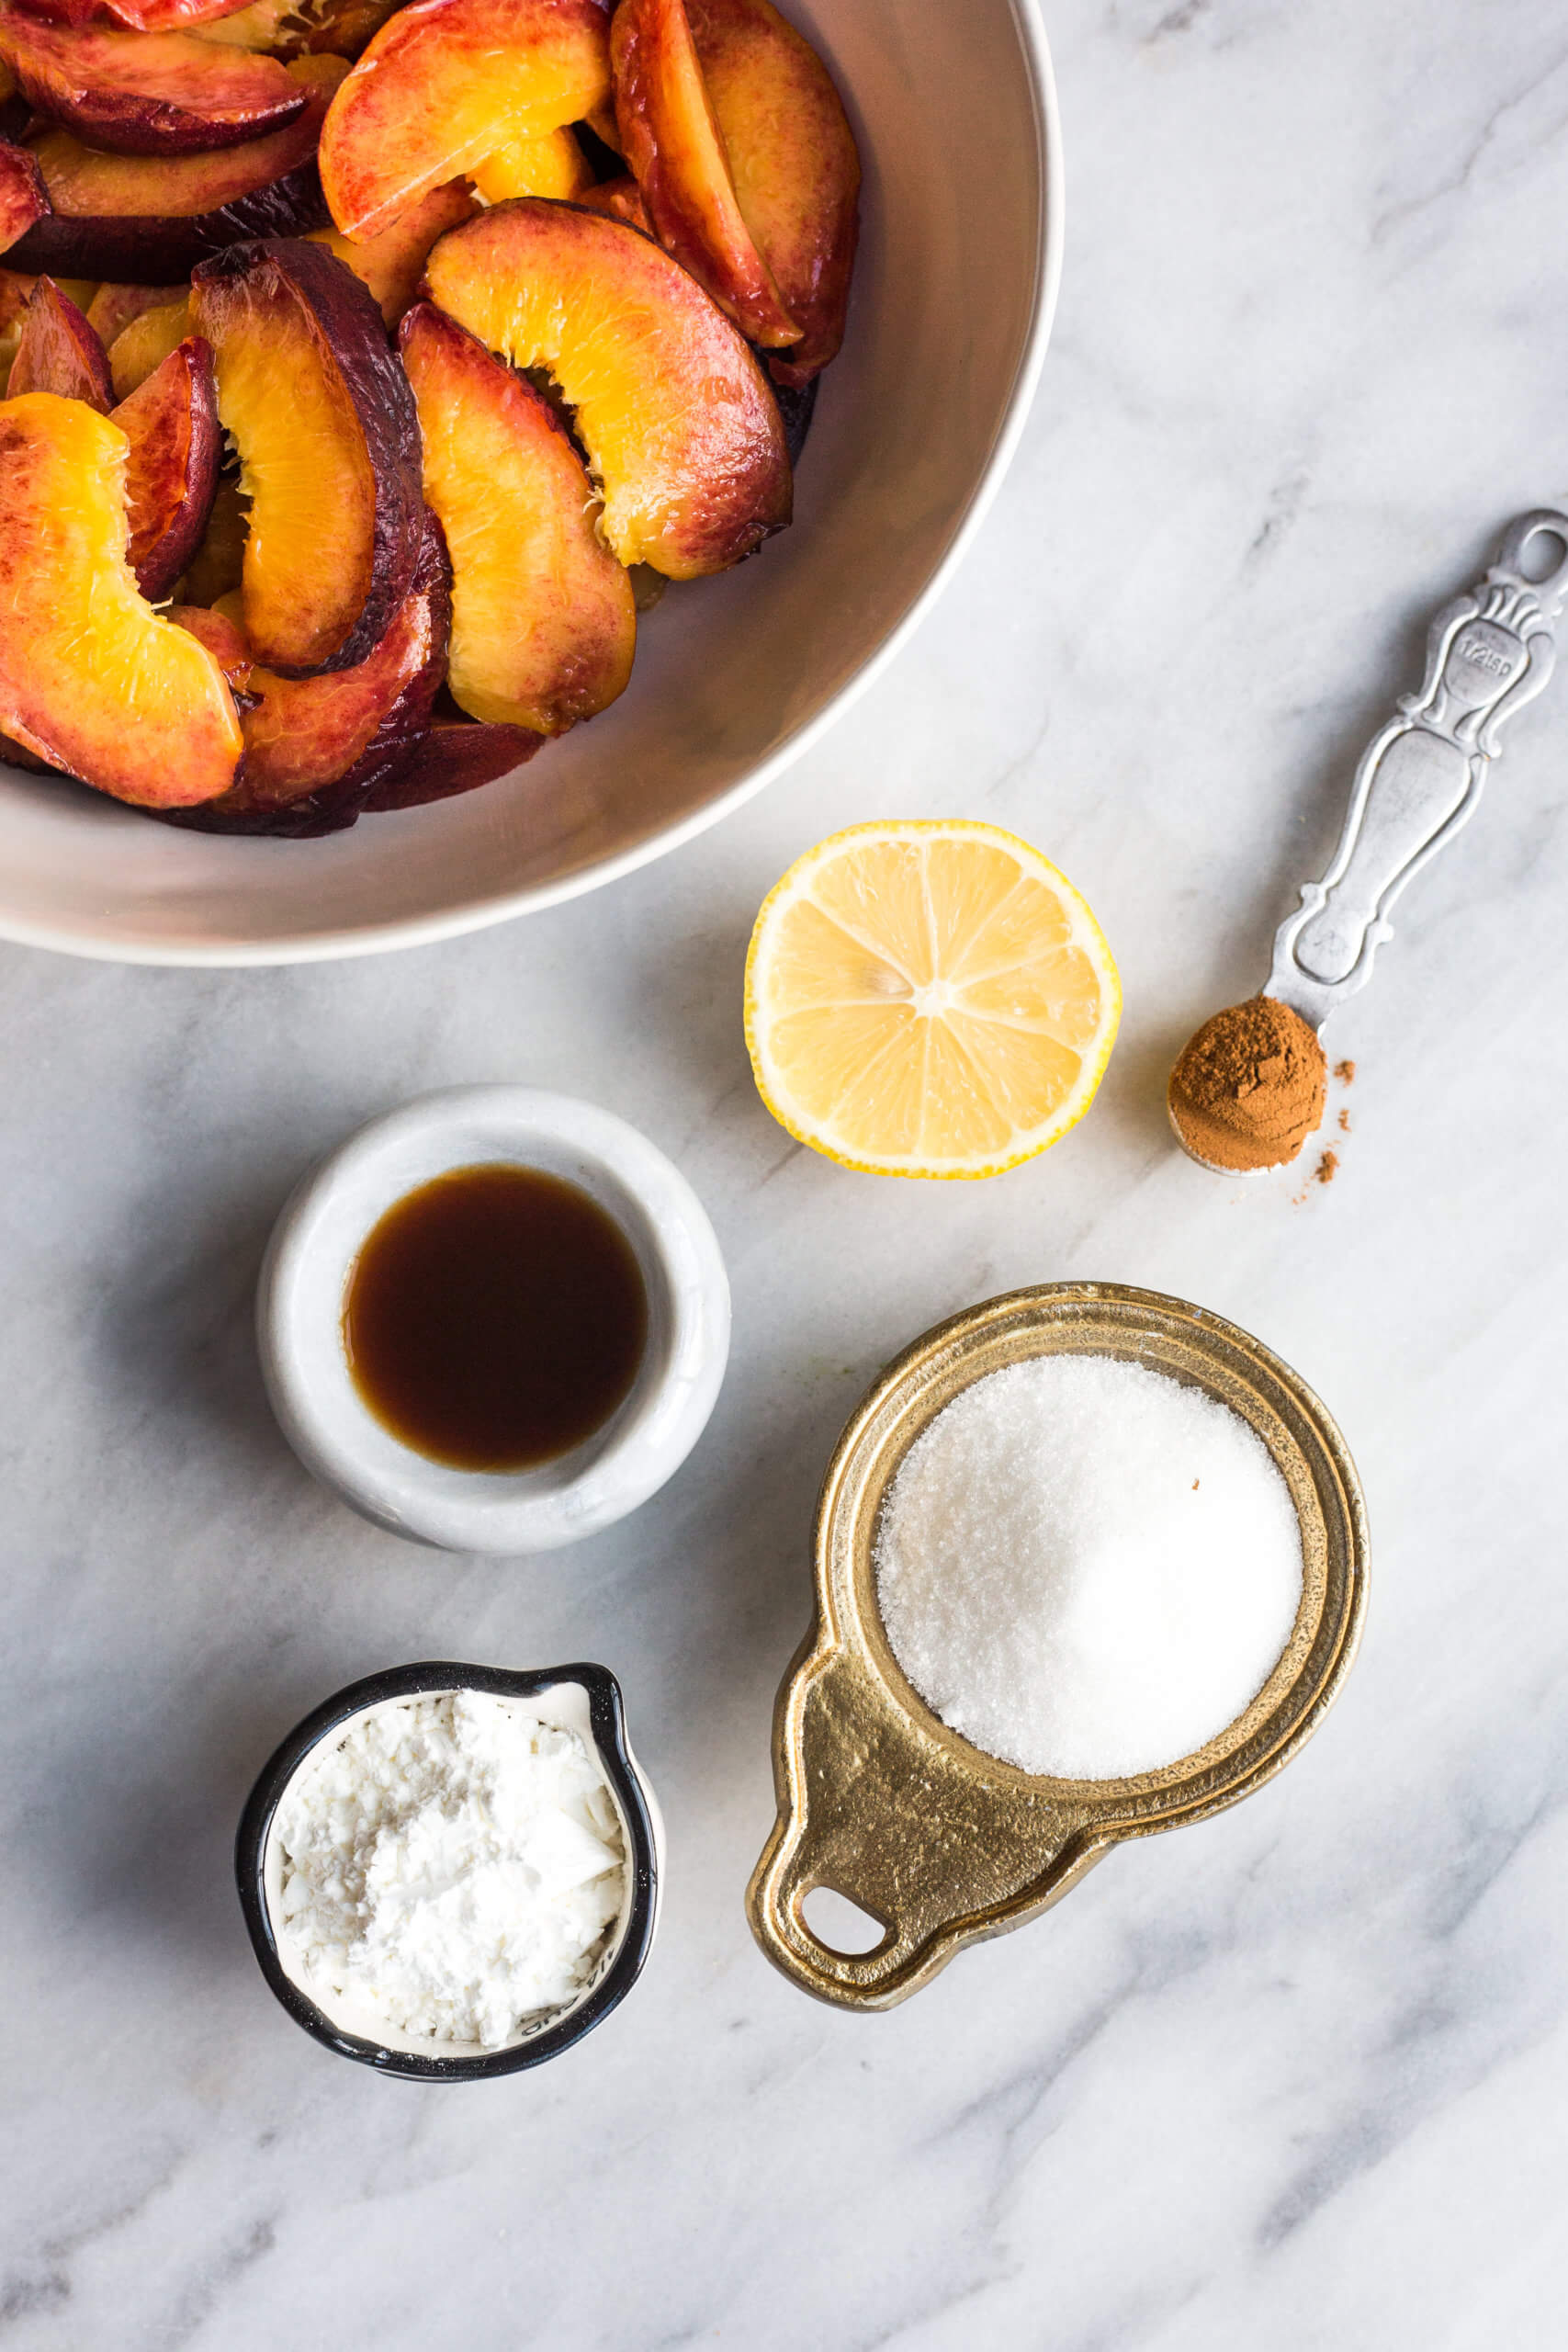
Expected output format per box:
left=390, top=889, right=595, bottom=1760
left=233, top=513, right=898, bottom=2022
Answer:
left=2, top=6, right=1061, bottom=969
left=255, top=1087, right=731, bottom=1553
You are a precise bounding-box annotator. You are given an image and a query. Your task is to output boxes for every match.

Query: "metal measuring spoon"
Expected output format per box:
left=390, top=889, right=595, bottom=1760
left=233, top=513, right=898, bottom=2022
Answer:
left=1168, top=508, right=1568, bottom=1172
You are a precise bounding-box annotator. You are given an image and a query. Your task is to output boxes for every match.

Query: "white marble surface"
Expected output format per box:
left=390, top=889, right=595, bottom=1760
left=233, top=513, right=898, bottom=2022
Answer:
left=5, top=1, right=1568, bottom=2343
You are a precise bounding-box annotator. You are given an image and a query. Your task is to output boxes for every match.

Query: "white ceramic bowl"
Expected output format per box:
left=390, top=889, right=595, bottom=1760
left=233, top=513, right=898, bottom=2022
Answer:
left=256, top=1087, right=730, bottom=1552
left=0, top=0, right=1060, bottom=965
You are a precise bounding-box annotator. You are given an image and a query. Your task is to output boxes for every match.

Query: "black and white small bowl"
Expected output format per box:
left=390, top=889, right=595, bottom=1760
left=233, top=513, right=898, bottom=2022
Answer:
left=235, top=1660, right=663, bottom=2081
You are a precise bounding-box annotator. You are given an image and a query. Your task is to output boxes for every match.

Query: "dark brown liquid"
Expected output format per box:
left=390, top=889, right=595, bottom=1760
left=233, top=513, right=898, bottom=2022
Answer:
left=343, top=1163, right=649, bottom=1472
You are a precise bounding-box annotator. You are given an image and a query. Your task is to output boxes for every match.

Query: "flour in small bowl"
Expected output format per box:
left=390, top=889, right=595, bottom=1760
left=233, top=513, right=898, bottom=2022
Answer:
left=875, top=1354, right=1303, bottom=1780
left=273, top=1690, right=626, bottom=2051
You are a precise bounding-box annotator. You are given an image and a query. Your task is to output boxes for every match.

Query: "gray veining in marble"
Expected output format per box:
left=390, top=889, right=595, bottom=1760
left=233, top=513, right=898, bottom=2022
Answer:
left=4, top=1, right=1568, bottom=2345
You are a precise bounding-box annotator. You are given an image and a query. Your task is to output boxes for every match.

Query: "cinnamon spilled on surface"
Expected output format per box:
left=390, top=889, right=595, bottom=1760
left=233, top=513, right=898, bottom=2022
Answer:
left=1168, top=996, right=1327, bottom=1172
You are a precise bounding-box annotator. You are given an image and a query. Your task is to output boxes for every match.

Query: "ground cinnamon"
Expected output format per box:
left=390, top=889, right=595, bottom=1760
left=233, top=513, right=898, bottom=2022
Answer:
left=1168, top=996, right=1326, bottom=1172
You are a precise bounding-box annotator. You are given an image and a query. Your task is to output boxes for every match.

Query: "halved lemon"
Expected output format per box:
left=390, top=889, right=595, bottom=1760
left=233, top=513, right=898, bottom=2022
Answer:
left=744, top=820, right=1121, bottom=1179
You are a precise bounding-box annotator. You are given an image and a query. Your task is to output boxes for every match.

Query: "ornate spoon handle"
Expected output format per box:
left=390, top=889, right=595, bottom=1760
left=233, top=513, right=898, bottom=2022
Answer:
left=1267, top=510, right=1568, bottom=1030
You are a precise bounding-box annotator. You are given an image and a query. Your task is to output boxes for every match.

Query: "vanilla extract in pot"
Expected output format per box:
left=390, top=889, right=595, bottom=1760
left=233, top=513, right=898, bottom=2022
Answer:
left=343, top=1164, right=649, bottom=1472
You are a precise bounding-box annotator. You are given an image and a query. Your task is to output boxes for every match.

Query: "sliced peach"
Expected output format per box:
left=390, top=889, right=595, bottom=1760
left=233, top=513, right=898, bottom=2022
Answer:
left=169, top=509, right=452, bottom=831
left=0, top=390, right=240, bottom=805
left=6, top=269, right=111, bottom=402
left=85, top=276, right=183, bottom=345
left=106, top=287, right=186, bottom=393
left=190, top=232, right=423, bottom=671
left=10, top=0, right=262, bottom=32
left=574, top=172, right=650, bottom=232
left=318, top=0, right=611, bottom=241
left=175, top=459, right=243, bottom=598
left=400, top=300, right=634, bottom=734
left=581, top=95, right=619, bottom=153
left=0, top=8, right=307, bottom=155
left=192, top=0, right=400, bottom=57
left=0, top=266, right=37, bottom=327
left=0, top=265, right=86, bottom=389
left=171, top=589, right=247, bottom=671
left=423, top=198, right=790, bottom=575
left=242, top=515, right=447, bottom=804
left=361, top=714, right=544, bottom=810
left=610, top=0, right=795, bottom=346
left=689, top=0, right=859, bottom=385
left=769, top=365, right=815, bottom=465
left=466, top=123, right=591, bottom=206
left=305, top=175, right=474, bottom=325
left=0, top=135, right=48, bottom=254
left=0, top=723, right=60, bottom=774
left=11, top=54, right=343, bottom=279
left=0, top=264, right=28, bottom=380
left=112, top=331, right=218, bottom=596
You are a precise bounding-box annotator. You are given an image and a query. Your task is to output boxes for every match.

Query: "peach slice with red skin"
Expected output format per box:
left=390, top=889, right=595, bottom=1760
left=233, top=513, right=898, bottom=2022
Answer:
left=0, top=136, right=48, bottom=254
left=166, top=594, right=248, bottom=678
left=0, top=266, right=38, bottom=331
left=0, top=266, right=96, bottom=330
left=0, top=724, right=60, bottom=774
left=610, top=0, right=795, bottom=347
left=767, top=364, right=815, bottom=466
left=6, top=291, right=220, bottom=592
left=581, top=94, right=619, bottom=153
left=423, top=198, right=791, bottom=576
left=688, top=0, right=858, bottom=385
left=85, top=276, right=184, bottom=345
left=7, top=269, right=111, bottom=402
left=169, top=509, right=454, bottom=832
left=113, top=332, right=219, bottom=597
left=305, top=176, right=474, bottom=325
left=0, top=264, right=27, bottom=381
left=361, top=714, right=544, bottom=811
left=191, top=0, right=401, bottom=57
left=106, top=288, right=186, bottom=393
left=190, top=232, right=423, bottom=673
left=574, top=172, right=650, bottom=232
left=10, top=0, right=260, bottom=33
left=0, top=266, right=59, bottom=389
left=0, top=390, right=241, bottom=805
left=400, top=300, right=635, bottom=735
left=318, top=0, right=611, bottom=240
left=0, top=6, right=307, bottom=155
left=9, top=53, right=343, bottom=279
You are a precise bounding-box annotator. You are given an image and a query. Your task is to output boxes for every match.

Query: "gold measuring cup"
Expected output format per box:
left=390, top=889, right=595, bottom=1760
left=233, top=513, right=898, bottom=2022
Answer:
left=746, top=1283, right=1368, bottom=2010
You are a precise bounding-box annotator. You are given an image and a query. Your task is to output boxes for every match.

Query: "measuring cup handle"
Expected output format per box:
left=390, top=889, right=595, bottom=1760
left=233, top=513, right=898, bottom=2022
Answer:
left=747, top=1815, right=906, bottom=2003
left=746, top=1634, right=1100, bottom=2008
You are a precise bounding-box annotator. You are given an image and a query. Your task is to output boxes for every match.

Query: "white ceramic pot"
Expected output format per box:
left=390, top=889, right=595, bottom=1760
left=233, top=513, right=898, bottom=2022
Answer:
left=256, top=1086, right=730, bottom=1552
left=0, top=0, right=1062, bottom=964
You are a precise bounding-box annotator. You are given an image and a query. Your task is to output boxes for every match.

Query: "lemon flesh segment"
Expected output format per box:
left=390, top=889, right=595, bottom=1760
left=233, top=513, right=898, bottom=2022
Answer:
left=745, top=821, right=1122, bottom=1179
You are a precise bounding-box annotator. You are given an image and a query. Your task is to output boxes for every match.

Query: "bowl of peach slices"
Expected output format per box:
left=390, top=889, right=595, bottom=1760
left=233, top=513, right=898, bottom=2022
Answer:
left=0, top=0, right=1059, bottom=962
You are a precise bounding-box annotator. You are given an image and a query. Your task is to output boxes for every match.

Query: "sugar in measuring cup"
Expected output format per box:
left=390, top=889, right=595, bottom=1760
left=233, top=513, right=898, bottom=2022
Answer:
left=747, top=1283, right=1367, bottom=2010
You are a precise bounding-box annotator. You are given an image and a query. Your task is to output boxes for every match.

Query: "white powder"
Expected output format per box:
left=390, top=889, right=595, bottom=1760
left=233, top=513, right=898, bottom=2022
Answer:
left=875, top=1355, right=1303, bottom=1779
left=274, top=1690, right=627, bottom=2051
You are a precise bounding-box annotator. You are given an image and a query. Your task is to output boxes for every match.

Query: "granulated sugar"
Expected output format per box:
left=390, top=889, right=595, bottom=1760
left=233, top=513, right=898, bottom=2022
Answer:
left=275, top=1690, right=626, bottom=2050
left=875, top=1355, right=1303, bottom=1779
